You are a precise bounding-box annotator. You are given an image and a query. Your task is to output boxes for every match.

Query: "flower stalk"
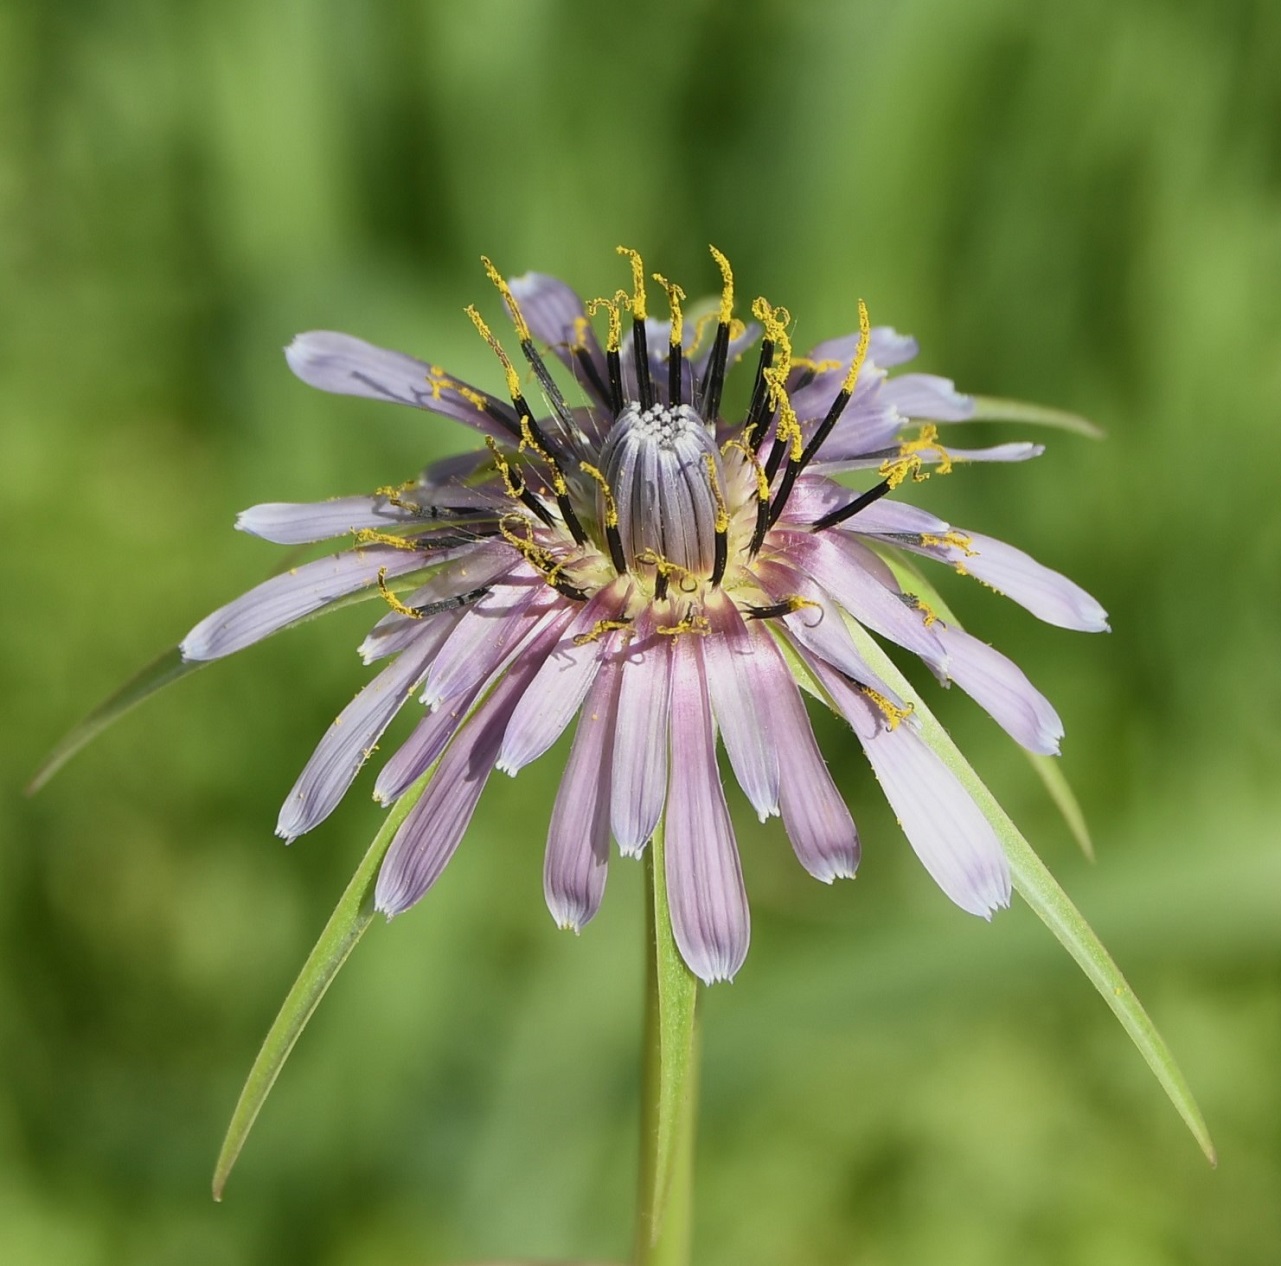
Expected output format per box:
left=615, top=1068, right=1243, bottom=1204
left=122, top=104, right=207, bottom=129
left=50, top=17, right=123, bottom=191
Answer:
left=635, top=825, right=699, bottom=1266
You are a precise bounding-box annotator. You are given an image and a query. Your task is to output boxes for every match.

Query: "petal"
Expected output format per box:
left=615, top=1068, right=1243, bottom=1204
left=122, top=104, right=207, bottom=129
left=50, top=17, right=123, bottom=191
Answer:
left=236, top=496, right=419, bottom=544
left=496, top=582, right=628, bottom=776
left=915, top=531, right=1109, bottom=632
left=180, top=544, right=435, bottom=661
left=769, top=664, right=859, bottom=882
left=276, top=642, right=435, bottom=842
left=701, top=594, right=780, bottom=821
left=610, top=608, right=672, bottom=856
left=374, top=610, right=573, bottom=917
left=285, top=332, right=516, bottom=439
left=373, top=681, right=479, bottom=805
left=778, top=530, right=948, bottom=670
left=543, top=655, right=622, bottom=932
left=810, top=660, right=1011, bottom=917
left=934, top=624, right=1064, bottom=755
left=665, top=634, right=750, bottom=984
left=879, top=372, right=975, bottom=422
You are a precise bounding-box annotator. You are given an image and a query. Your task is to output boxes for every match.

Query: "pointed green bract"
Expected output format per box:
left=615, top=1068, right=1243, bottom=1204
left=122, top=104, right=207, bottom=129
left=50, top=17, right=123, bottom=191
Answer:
left=968, top=394, right=1105, bottom=439
left=28, top=567, right=440, bottom=794
left=842, top=621, right=1216, bottom=1165
left=26, top=648, right=207, bottom=795
left=211, top=765, right=437, bottom=1200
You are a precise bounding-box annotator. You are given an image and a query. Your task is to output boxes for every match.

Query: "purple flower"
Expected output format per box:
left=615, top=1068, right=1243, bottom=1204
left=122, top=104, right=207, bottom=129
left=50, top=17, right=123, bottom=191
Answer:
left=181, top=248, right=1106, bottom=984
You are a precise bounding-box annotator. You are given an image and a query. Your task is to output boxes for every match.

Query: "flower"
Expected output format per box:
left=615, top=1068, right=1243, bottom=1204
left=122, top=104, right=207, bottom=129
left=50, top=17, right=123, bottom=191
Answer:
left=180, top=247, right=1107, bottom=985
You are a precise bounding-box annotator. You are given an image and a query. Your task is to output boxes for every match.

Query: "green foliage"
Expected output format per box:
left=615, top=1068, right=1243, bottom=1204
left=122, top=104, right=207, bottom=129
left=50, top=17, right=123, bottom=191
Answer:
left=5, top=0, right=1280, bottom=1263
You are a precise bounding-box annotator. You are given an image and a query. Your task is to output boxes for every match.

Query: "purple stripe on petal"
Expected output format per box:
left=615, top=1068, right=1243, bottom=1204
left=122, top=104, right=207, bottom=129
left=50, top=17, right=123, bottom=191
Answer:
left=544, top=654, right=622, bottom=932
left=374, top=609, right=573, bottom=918
left=768, top=658, right=859, bottom=882
left=236, top=496, right=419, bottom=544
left=778, top=530, right=948, bottom=671
left=702, top=594, right=780, bottom=821
left=181, top=545, right=433, bottom=662
left=496, top=582, right=628, bottom=776
left=610, top=607, right=672, bottom=856
left=285, top=332, right=515, bottom=439
left=934, top=624, right=1063, bottom=755
left=276, top=643, right=434, bottom=842
left=811, top=661, right=1010, bottom=917
left=912, top=531, right=1109, bottom=632
left=665, top=634, right=750, bottom=984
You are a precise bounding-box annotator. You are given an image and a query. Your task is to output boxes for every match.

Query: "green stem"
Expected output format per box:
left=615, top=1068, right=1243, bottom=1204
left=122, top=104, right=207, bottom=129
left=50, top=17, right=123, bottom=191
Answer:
left=634, top=825, right=700, bottom=1266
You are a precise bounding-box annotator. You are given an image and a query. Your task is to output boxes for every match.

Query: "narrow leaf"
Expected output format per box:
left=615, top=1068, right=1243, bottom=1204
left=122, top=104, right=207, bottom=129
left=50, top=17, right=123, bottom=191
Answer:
left=212, top=766, right=435, bottom=1199
left=842, top=621, right=1216, bottom=1164
left=875, top=548, right=1096, bottom=860
left=968, top=394, right=1105, bottom=439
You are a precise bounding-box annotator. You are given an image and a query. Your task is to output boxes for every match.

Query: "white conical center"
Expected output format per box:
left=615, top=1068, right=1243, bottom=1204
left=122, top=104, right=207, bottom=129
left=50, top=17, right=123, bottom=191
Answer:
left=599, top=402, right=724, bottom=576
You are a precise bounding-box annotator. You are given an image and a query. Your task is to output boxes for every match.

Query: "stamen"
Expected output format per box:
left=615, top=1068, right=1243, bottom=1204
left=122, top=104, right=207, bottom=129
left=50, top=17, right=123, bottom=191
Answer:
left=571, top=315, right=612, bottom=404
left=653, top=272, right=686, bottom=406
left=376, top=567, right=423, bottom=619
left=485, top=435, right=555, bottom=529
left=352, top=528, right=422, bottom=552
left=860, top=685, right=914, bottom=730
left=809, top=477, right=894, bottom=532
left=768, top=299, right=871, bottom=527
left=497, top=514, right=589, bottom=601
left=517, top=416, right=587, bottom=545
left=744, top=595, right=822, bottom=621
left=572, top=618, right=633, bottom=647
left=635, top=548, right=699, bottom=601
left=587, top=295, right=625, bottom=416
left=481, top=255, right=586, bottom=447
left=901, top=593, right=940, bottom=626
left=656, top=612, right=711, bottom=637
left=700, top=453, right=731, bottom=587
left=919, top=529, right=976, bottom=554
left=879, top=424, right=953, bottom=488
left=698, top=245, right=735, bottom=422
left=616, top=246, right=653, bottom=409
left=465, top=304, right=523, bottom=404
left=579, top=461, right=628, bottom=574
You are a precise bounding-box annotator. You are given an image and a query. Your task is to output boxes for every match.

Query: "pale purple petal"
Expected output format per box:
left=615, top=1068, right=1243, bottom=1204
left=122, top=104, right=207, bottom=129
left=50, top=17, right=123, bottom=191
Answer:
left=610, top=608, right=672, bottom=856
left=778, top=530, right=948, bottom=671
left=879, top=373, right=975, bottom=422
left=914, top=531, right=1109, bottom=632
left=181, top=545, right=433, bottom=661
left=276, top=643, right=434, bottom=842
left=811, top=661, right=1010, bottom=917
left=934, top=624, right=1063, bottom=755
left=373, top=681, right=480, bottom=805
left=544, top=655, right=622, bottom=931
left=236, top=496, right=419, bottom=544
left=802, top=326, right=919, bottom=372
left=769, top=665, right=859, bottom=882
left=285, top=331, right=515, bottom=438
left=496, top=582, right=628, bottom=776
left=665, top=634, right=750, bottom=984
left=702, top=595, right=780, bottom=821
left=374, top=610, right=572, bottom=917
left=943, top=441, right=1044, bottom=463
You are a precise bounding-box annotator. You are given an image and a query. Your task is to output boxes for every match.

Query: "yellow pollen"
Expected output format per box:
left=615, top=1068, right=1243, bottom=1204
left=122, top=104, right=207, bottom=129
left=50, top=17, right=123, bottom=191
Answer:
left=579, top=461, right=619, bottom=527
left=587, top=295, right=623, bottom=353
left=909, top=596, right=940, bottom=626
left=353, top=528, right=420, bottom=552
left=465, top=304, right=522, bottom=401
left=709, top=245, right=735, bottom=324
left=615, top=246, right=648, bottom=320
left=703, top=454, right=730, bottom=533
left=860, top=685, right=914, bottom=730
left=480, top=255, right=532, bottom=343
left=572, top=314, right=592, bottom=350
left=782, top=595, right=822, bottom=615
left=751, top=296, right=793, bottom=377
left=919, top=529, right=975, bottom=555
left=721, top=438, right=771, bottom=502
left=652, top=273, right=686, bottom=346
left=841, top=298, right=871, bottom=394
left=485, top=435, right=526, bottom=500
left=572, top=619, right=632, bottom=647
left=878, top=424, right=953, bottom=488
left=498, top=512, right=556, bottom=573
left=773, top=395, right=804, bottom=461
left=518, top=415, right=568, bottom=496
left=374, top=480, right=422, bottom=512
left=376, top=567, right=423, bottom=619
left=635, top=549, right=699, bottom=593
left=425, top=366, right=487, bottom=412
left=657, top=612, right=711, bottom=637
left=790, top=356, right=842, bottom=373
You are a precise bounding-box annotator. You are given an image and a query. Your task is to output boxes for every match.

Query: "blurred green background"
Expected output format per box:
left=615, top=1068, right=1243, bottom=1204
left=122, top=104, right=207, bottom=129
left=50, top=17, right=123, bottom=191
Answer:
left=4, top=0, right=1280, bottom=1262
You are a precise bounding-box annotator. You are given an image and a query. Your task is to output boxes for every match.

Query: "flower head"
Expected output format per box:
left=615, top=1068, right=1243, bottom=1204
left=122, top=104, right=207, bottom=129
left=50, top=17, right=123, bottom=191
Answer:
left=181, top=247, right=1107, bottom=984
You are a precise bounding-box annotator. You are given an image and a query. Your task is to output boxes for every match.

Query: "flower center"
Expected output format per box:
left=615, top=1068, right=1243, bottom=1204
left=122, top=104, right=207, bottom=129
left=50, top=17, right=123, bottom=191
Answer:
left=598, top=401, right=726, bottom=579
